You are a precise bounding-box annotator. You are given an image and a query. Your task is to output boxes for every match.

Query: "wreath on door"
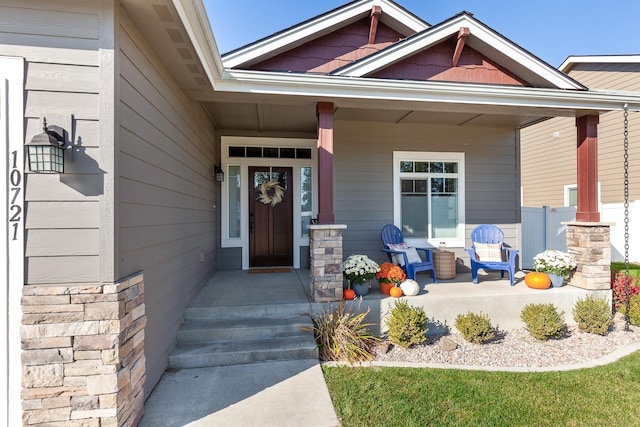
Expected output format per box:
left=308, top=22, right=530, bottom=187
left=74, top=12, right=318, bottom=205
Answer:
left=257, top=180, right=284, bottom=207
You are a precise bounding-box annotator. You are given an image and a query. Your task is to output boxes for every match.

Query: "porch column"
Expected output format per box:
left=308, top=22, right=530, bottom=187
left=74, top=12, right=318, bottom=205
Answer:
left=576, top=115, right=600, bottom=222
left=317, top=102, right=335, bottom=224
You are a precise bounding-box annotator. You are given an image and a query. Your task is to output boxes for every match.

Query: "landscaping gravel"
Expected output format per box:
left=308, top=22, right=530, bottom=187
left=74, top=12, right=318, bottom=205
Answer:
left=372, top=313, right=640, bottom=369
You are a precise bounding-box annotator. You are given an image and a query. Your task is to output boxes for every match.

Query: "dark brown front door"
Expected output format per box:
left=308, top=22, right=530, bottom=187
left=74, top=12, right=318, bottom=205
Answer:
left=249, top=166, right=293, bottom=267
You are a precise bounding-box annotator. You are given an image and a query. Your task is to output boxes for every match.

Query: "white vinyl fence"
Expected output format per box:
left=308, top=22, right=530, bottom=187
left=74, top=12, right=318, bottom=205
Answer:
left=601, top=200, right=640, bottom=264
left=521, top=202, right=639, bottom=269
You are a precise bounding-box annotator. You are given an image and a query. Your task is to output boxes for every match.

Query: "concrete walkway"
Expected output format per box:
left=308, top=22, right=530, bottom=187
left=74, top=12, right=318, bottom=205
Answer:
left=139, top=269, right=340, bottom=427
left=139, top=359, right=338, bottom=427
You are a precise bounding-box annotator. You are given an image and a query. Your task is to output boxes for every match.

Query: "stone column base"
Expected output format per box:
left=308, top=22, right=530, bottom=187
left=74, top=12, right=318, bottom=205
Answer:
left=566, top=222, right=613, bottom=290
left=309, top=224, right=347, bottom=302
left=21, top=272, right=146, bottom=426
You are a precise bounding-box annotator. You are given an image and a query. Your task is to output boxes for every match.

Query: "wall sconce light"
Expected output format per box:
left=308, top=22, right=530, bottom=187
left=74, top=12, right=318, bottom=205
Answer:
left=26, top=119, right=66, bottom=173
left=214, top=165, right=224, bottom=182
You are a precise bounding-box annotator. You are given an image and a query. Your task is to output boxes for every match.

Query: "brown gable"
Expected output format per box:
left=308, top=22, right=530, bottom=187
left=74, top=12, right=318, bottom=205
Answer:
left=247, top=19, right=404, bottom=74
left=370, top=39, right=530, bottom=86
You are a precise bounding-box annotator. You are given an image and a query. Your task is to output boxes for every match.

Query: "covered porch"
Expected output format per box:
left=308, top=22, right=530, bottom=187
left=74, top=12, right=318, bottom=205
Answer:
left=196, top=268, right=604, bottom=334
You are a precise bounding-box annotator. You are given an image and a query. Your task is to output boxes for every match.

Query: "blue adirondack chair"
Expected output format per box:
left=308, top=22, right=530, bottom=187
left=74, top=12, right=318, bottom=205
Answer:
left=380, top=224, right=437, bottom=282
left=465, top=224, right=518, bottom=286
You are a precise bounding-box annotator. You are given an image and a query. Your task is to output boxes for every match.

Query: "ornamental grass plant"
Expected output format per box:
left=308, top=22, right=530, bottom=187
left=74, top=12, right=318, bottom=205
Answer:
left=307, top=302, right=379, bottom=363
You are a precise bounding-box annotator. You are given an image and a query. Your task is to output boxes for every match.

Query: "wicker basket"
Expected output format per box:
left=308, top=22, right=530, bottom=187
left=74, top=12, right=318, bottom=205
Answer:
left=433, top=251, right=456, bottom=279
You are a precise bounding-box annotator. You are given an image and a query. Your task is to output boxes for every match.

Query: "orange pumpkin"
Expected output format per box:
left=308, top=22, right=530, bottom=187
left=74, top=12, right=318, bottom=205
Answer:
left=524, top=272, right=551, bottom=289
left=344, top=289, right=356, bottom=300
left=389, top=286, right=403, bottom=298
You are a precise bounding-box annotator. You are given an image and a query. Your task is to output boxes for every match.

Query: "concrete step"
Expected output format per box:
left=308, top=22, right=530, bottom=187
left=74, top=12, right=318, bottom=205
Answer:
left=184, top=302, right=312, bottom=320
left=176, top=315, right=313, bottom=343
left=169, top=304, right=320, bottom=369
left=168, top=335, right=318, bottom=369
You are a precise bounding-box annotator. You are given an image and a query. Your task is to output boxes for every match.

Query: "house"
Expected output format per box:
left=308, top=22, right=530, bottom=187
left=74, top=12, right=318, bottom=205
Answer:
left=2, top=0, right=639, bottom=425
left=521, top=55, right=640, bottom=262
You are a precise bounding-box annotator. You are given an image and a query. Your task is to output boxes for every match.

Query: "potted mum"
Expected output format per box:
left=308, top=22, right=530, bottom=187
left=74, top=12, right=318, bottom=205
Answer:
left=533, top=250, right=577, bottom=287
left=375, top=262, right=407, bottom=295
left=343, top=254, right=380, bottom=297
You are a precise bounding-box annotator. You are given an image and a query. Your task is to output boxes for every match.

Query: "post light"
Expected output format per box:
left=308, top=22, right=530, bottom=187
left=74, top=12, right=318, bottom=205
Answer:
left=214, top=165, right=225, bottom=182
left=26, top=119, right=66, bottom=173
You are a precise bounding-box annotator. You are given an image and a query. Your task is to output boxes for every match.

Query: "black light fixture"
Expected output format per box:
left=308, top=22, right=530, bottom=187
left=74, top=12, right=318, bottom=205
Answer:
left=26, top=119, right=66, bottom=173
left=214, top=165, right=224, bottom=182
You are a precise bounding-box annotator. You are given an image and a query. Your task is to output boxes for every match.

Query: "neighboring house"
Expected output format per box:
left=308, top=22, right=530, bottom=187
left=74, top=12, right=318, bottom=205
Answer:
left=2, top=0, right=639, bottom=425
left=521, top=55, right=640, bottom=262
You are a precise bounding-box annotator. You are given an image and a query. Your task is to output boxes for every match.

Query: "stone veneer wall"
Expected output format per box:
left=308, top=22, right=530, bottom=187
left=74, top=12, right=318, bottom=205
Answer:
left=21, top=272, right=146, bottom=427
left=566, top=222, right=612, bottom=290
left=309, top=224, right=346, bottom=302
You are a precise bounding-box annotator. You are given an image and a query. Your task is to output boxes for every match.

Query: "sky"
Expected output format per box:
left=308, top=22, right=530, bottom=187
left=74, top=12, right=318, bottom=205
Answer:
left=204, top=0, right=639, bottom=67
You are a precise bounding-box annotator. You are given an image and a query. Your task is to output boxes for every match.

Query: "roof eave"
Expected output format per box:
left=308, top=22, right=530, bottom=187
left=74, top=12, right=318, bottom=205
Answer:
left=207, top=69, right=640, bottom=112
left=173, top=0, right=226, bottom=87
left=559, top=54, right=640, bottom=73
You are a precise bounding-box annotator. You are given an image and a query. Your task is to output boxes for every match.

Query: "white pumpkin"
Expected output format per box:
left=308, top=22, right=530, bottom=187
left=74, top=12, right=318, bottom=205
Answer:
left=399, top=279, right=420, bottom=296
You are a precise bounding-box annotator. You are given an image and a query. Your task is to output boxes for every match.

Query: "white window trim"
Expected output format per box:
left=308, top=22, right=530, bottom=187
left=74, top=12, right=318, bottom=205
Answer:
left=221, top=136, right=317, bottom=269
left=564, top=184, right=577, bottom=207
left=393, top=151, right=466, bottom=248
left=564, top=182, right=602, bottom=209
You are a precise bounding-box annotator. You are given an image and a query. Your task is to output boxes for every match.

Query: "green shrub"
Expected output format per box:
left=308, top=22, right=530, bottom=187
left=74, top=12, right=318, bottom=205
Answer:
left=454, top=312, right=495, bottom=344
left=611, top=271, right=640, bottom=311
left=572, top=295, right=612, bottom=335
left=618, top=294, right=640, bottom=327
left=308, top=303, right=379, bottom=363
left=386, top=299, right=427, bottom=348
left=520, top=303, right=565, bottom=340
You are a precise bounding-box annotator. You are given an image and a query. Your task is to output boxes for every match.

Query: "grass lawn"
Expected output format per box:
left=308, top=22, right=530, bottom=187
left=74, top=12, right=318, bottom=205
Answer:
left=611, top=262, right=640, bottom=277
left=323, top=351, right=640, bottom=426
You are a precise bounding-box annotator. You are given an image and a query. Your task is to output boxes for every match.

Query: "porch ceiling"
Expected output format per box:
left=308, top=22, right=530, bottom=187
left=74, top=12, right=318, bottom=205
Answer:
left=204, top=100, right=552, bottom=132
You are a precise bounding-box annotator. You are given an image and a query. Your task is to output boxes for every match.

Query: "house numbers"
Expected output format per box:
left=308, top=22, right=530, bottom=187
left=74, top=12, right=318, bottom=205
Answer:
left=8, top=150, right=22, bottom=240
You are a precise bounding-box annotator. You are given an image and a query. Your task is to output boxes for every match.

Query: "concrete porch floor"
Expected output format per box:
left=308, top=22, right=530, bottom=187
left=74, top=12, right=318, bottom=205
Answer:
left=193, top=268, right=609, bottom=334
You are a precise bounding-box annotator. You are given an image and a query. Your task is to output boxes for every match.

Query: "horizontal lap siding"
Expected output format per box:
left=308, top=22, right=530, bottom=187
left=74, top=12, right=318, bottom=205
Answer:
left=0, top=1, right=99, bottom=66
left=568, top=65, right=640, bottom=203
left=1, top=1, right=102, bottom=285
left=334, top=121, right=520, bottom=262
left=521, top=63, right=640, bottom=207
left=520, top=117, right=576, bottom=207
left=118, top=14, right=216, bottom=394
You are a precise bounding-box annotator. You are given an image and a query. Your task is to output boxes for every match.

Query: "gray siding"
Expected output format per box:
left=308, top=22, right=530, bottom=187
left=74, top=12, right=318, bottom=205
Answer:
left=117, top=12, right=217, bottom=394
left=2, top=1, right=102, bottom=285
left=334, top=120, right=520, bottom=265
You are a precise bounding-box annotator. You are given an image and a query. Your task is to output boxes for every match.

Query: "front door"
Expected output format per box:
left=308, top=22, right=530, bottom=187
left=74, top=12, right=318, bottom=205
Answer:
left=249, top=166, right=293, bottom=267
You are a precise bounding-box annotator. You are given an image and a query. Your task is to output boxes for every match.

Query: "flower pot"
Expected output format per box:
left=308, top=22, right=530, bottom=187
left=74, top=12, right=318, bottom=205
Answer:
left=548, top=273, right=564, bottom=288
left=379, top=281, right=395, bottom=295
left=352, top=282, right=370, bottom=297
